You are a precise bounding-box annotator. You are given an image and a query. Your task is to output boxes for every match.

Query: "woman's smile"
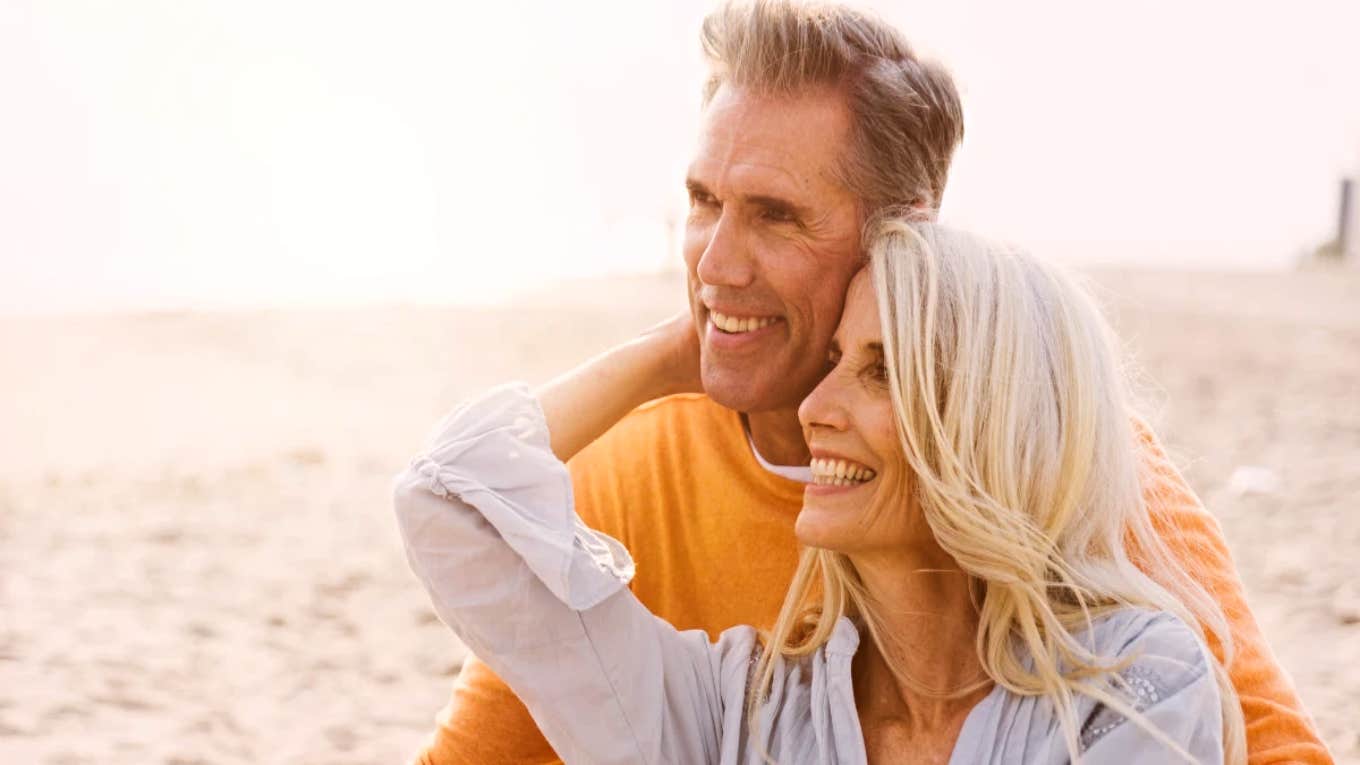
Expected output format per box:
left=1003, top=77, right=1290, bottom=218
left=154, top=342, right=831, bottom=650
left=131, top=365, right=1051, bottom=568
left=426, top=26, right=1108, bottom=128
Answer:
left=806, top=451, right=877, bottom=494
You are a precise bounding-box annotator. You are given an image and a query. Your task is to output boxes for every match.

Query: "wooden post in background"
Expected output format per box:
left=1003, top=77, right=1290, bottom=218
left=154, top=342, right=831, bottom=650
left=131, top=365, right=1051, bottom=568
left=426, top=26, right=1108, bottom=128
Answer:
left=1340, top=177, right=1358, bottom=263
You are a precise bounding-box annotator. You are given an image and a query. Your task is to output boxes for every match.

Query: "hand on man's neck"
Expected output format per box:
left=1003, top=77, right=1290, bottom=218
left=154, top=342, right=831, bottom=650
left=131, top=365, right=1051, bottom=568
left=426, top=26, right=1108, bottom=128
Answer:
left=745, top=407, right=812, bottom=467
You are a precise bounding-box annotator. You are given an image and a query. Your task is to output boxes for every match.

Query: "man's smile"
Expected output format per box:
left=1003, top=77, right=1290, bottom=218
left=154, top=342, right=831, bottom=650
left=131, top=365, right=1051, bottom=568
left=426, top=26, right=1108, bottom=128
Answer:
left=709, top=310, right=780, bottom=334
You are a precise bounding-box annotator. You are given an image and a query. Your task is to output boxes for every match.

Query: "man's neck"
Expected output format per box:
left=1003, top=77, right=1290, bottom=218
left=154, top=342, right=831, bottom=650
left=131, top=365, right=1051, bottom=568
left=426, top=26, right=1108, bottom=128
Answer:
left=745, top=407, right=810, bottom=466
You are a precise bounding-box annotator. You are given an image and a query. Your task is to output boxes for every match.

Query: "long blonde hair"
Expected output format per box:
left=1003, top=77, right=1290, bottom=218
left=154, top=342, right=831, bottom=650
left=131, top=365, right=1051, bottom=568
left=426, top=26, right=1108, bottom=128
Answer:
left=748, top=220, right=1247, bottom=763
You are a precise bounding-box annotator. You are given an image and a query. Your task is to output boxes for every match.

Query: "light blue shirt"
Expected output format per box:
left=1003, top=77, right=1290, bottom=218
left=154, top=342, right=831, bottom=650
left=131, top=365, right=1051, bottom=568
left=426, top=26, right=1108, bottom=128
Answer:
left=393, top=384, right=1224, bottom=764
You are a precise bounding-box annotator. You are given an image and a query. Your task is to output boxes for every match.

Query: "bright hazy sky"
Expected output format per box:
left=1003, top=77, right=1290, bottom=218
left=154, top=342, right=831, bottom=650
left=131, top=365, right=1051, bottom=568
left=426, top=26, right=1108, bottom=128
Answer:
left=2, top=0, right=1358, bottom=314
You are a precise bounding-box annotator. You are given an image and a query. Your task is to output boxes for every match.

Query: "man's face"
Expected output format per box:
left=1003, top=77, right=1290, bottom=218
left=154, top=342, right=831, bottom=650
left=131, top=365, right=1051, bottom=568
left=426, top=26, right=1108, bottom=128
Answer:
left=683, top=85, right=864, bottom=414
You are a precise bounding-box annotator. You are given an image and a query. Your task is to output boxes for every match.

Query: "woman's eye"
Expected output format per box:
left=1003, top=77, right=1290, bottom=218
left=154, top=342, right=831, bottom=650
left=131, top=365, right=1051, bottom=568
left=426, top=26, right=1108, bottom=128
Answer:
left=863, top=362, right=889, bottom=384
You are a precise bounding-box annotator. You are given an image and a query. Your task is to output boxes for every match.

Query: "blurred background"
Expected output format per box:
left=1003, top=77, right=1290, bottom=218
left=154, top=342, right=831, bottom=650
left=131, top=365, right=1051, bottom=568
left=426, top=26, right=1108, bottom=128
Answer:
left=1, top=1, right=1357, bottom=763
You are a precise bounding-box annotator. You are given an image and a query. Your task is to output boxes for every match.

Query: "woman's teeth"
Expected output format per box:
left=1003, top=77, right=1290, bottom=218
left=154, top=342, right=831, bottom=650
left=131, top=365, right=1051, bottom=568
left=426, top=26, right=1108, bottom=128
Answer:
left=710, top=311, right=777, bottom=334
left=810, top=458, right=876, bottom=486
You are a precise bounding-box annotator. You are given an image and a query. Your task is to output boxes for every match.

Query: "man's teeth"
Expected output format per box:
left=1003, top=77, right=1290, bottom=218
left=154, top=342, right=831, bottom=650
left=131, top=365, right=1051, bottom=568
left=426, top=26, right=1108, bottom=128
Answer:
left=710, top=311, right=777, bottom=334
left=810, top=458, right=876, bottom=486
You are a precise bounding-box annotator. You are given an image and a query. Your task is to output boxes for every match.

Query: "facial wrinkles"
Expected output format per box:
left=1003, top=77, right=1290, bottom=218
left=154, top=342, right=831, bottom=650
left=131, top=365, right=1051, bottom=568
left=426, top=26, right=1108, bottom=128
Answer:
left=707, top=143, right=809, bottom=197
left=862, top=453, right=914, bottom=540
left=691, top=172, right=851, bottom=327
left=695, top=171, right=822, bottom=248
left=694, top=98, right=847, bottom=221
left=803, top=207, right=855, bottom=244
left=685, top=87, right=871, bottom=417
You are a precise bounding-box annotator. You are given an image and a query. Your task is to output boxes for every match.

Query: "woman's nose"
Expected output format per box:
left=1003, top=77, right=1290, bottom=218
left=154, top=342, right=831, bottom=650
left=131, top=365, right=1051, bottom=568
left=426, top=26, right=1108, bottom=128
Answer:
left=798, top=368, right=849, bottom=433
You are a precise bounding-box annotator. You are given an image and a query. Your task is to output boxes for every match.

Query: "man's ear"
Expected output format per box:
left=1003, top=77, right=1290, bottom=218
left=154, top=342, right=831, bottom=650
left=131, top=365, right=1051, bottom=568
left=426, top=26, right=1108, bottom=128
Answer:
left=905, top=198, right=937, bottom=223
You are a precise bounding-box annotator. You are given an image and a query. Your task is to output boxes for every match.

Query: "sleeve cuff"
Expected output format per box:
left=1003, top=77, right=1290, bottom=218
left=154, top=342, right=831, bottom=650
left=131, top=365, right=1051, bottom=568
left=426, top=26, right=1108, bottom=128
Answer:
left=409, top=382, right=635, bottom=610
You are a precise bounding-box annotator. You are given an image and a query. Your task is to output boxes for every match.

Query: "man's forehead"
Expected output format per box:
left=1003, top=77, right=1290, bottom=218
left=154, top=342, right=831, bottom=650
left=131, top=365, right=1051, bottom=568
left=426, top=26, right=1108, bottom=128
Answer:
left=687, top=86, right=851, bottom=196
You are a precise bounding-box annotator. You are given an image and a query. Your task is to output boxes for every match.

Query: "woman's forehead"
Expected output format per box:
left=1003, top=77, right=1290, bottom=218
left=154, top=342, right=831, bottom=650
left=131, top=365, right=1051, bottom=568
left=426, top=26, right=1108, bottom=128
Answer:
left=834, top=271, right=882, bottom=350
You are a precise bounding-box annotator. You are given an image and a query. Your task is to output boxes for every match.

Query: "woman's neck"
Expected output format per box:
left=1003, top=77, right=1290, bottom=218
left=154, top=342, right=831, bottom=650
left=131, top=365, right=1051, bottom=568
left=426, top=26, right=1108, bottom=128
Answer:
left=849, top=548, right=992, bottom=759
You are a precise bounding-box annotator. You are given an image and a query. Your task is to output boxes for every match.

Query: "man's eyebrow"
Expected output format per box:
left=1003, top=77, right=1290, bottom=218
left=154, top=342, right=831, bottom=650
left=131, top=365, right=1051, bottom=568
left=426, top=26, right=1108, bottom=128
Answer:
left=682, top=180, right=810, bottom=218
left=865, top=341, right=884, bottom=356
left=684, top=178, right=711, bottom=196
left=746, top=194, right=810, bottom=219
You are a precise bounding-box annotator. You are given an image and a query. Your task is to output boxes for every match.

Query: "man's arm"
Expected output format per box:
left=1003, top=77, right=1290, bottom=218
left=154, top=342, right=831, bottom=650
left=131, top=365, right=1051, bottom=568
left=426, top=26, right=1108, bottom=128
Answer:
left=1137, top=420, right=1334, bottom=764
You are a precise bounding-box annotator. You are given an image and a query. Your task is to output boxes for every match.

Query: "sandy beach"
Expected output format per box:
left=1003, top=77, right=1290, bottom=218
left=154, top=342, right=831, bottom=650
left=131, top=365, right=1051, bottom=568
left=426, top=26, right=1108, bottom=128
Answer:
left=1, top=265, right=1357, bottom=764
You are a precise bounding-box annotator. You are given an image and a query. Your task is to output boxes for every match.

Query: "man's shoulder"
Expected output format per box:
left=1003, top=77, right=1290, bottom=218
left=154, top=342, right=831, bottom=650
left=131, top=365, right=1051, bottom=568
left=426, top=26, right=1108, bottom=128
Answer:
left=594, top=393, right=737, bottom=449
left=567, top=393, right=740, bottom=478
left=567, top=394, right=750, bottom=533
left=632, top=392, right=734, bottom=424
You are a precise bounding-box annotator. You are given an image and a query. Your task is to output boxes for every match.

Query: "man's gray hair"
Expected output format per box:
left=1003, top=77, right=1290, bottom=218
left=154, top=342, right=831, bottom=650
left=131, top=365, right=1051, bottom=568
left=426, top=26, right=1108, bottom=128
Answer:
left=700, top=0, right=965, bottom=214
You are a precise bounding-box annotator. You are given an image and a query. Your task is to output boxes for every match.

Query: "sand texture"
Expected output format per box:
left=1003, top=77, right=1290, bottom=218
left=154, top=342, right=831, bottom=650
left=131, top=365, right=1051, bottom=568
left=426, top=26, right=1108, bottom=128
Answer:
left=1, top=267, right=1357, bottom=763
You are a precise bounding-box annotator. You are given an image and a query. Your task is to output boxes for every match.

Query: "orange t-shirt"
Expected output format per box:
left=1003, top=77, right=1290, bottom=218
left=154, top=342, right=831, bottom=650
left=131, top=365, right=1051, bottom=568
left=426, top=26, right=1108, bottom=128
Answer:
left=409, top=395, right=1331, bottom=765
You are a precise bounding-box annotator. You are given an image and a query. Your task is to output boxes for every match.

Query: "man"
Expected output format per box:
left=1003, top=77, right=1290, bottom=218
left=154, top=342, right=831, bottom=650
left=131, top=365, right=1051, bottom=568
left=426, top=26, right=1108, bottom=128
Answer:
left=412, top=2, right=1330, bottom=762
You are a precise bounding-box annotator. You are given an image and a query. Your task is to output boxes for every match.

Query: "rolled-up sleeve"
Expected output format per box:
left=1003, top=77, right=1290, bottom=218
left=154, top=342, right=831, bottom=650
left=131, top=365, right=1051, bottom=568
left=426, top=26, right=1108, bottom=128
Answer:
left=392, top=384, right=729, bottom=765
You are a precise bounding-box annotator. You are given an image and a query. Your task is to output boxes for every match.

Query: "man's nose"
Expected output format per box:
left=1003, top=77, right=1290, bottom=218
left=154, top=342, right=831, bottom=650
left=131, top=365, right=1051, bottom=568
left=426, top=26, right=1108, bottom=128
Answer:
left=695, top=212, right=755, bottom=289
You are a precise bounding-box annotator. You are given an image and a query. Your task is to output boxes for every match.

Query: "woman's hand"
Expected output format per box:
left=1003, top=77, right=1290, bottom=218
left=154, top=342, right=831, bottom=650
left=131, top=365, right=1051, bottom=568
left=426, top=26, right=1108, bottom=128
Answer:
left=639, top=311, right=703, bottom=398
left=534, top=310, right=706, bottom=463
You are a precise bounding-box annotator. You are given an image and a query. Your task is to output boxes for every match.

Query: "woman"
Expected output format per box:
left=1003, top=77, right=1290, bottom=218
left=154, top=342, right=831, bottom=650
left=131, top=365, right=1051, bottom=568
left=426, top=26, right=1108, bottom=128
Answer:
left=394, top=221, right=1246, bottom=764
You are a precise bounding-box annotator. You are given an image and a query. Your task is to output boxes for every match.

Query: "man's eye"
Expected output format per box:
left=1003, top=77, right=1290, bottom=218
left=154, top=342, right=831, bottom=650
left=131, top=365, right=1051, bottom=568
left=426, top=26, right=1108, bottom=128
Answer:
left=689, top=191, right=717, bottom=207
left=761, top=208, right=796, bottom=223
left=863, top=362, right=889, bottom=384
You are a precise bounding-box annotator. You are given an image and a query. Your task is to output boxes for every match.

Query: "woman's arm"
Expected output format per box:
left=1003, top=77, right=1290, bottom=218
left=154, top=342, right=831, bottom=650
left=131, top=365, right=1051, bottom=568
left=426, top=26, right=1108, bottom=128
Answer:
left=1079, top=668, right=1224, bottom=764
left=536, top=312, right=700, bottom=462
left=394, top=317, right=735, bottom=765
left=1078, top=613, right=1226, bottom=764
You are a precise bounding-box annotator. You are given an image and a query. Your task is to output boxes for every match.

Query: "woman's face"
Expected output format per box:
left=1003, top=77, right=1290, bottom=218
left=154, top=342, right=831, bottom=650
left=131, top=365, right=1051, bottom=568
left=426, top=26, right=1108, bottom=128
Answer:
left=795, top=269, right=925, bottom=554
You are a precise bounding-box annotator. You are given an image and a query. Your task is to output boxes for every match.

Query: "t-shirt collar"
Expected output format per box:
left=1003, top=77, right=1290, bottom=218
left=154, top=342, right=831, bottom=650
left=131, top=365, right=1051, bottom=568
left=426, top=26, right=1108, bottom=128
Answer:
left=742, top=417, right=813, bottom=483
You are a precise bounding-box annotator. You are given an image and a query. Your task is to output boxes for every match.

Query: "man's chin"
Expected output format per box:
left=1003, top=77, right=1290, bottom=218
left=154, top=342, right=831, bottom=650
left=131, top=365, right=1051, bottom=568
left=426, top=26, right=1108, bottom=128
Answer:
left=700, top=365, right=800, bottom=414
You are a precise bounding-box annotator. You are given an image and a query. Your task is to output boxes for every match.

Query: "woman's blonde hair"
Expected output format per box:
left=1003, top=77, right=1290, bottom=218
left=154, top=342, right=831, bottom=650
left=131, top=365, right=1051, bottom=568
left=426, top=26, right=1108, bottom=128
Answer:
left=748, top=220, right=1247, bottom=763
